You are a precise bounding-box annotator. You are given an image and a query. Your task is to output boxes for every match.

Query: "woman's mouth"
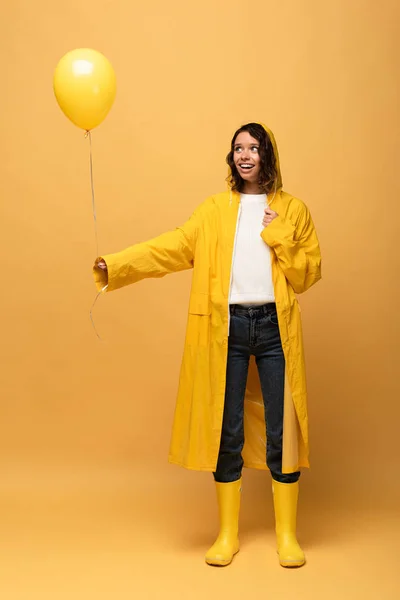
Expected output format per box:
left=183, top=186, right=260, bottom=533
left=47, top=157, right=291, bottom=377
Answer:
left=237, top=163, right=255, bottom=174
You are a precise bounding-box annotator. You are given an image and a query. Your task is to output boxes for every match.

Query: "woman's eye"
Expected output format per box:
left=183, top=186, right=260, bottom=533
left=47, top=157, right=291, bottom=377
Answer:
left=251, top=146, right=259, bottom=152
left=234, top=147, right=242, bottom=152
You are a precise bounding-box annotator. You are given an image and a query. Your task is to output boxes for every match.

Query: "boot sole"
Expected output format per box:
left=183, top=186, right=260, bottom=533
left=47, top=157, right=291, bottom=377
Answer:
left=279, top=558, right=306, bottom=568
left=205, top=549, right=239, bottom=567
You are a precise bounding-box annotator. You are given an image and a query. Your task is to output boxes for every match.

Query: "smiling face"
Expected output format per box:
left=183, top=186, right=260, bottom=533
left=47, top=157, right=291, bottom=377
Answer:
left=233, top=131, right=262, bottom=193
left=226, top=123, right=278, bottom=195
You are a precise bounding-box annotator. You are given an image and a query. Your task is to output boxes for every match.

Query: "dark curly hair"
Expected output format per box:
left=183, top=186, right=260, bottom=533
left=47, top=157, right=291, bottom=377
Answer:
left=226, top=123, right=277, bottom=194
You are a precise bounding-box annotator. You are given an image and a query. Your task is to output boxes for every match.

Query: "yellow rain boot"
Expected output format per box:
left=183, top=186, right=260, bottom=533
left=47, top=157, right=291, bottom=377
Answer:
left=205, top=478, right=242, bottom=566
left=272, top=480, right=305, bottom=568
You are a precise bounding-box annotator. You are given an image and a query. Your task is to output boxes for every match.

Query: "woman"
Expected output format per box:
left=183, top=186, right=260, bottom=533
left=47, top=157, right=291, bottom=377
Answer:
left=94, top=123, right=322, bottom=568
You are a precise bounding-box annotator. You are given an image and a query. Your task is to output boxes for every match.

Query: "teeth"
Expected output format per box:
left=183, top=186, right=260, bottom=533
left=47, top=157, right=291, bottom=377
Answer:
left=240, top=165, right=253, bottom=169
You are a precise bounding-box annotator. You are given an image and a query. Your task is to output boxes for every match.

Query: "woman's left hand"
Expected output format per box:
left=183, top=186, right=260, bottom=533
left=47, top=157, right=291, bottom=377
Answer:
left=262, top=207, right=279, bottom=227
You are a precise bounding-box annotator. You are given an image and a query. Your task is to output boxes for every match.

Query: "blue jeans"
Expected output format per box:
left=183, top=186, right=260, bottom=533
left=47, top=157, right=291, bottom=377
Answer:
left=214, top=304, right=300, bottom=484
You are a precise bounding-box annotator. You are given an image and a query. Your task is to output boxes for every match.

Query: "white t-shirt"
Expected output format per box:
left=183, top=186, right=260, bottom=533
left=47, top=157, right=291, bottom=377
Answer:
left=229, top=193, right=275, bottom=306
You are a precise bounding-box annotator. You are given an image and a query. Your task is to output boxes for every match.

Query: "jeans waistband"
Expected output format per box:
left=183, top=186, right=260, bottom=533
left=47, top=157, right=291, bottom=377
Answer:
left=229, top=303, right=276, bottom=316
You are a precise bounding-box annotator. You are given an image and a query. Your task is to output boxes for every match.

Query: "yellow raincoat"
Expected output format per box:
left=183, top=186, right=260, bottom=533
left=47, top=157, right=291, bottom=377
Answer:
left=94, top=125, right=321, bottom=474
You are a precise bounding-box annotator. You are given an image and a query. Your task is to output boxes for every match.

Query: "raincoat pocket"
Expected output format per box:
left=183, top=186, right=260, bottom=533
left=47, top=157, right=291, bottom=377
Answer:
left=186, top=293, right=211, bottom=347
left=188, top=293, right=211, bottom=316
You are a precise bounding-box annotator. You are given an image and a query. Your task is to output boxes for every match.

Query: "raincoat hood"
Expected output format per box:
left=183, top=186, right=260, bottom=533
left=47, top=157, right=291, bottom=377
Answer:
left=259, top=123, right=283, bottom=190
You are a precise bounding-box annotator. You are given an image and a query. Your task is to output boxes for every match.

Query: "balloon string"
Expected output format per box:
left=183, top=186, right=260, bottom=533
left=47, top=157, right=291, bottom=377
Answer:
left=85, top=130, right=99, bottom=257
left=90, top=283, right=108, bottom=341
left=85, top=130, right=106, bottom=341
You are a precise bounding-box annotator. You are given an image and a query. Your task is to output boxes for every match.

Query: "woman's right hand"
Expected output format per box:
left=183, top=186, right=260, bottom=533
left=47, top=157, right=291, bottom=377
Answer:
left=94, top=258, right=108, bottom=272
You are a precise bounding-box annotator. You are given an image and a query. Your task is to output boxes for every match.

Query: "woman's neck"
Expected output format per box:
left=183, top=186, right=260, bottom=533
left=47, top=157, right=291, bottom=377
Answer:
left=242, top=182, right=263, bottom=194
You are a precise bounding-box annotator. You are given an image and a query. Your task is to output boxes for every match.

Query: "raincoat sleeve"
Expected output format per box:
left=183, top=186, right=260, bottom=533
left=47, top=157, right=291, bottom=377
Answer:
left=261, top=203, right=321, bottom=294
left=93, top=201, right=208, bottom=293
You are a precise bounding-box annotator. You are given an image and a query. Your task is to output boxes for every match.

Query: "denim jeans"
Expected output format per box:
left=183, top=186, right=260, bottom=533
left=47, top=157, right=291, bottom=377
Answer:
left=214, top=303, right=300, bottom=484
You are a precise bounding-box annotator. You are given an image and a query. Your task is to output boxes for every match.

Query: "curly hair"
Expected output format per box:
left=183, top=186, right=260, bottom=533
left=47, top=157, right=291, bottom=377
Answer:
left=226, top=123, right=277, bottom=194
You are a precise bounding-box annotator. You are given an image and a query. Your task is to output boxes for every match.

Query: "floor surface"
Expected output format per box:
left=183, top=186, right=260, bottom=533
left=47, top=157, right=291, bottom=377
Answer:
left=1, top=465, right=398, bottom=600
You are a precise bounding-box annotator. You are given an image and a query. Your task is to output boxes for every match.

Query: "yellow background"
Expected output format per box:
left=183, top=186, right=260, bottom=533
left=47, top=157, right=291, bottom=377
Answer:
left=1, top=1, right=399, bottom=598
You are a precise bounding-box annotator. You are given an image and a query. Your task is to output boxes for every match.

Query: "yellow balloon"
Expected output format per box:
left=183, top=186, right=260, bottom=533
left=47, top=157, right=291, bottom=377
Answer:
left=53, top=48, right=116, bottom=131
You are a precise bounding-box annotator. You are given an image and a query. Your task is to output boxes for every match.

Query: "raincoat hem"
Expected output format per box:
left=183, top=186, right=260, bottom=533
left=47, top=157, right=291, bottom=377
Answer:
left=168, top=458, right=309, bottom=473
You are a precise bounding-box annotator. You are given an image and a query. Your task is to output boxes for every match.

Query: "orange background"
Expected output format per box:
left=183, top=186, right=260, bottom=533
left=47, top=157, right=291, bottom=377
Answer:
left=1, top=1, right=399, bottom=598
